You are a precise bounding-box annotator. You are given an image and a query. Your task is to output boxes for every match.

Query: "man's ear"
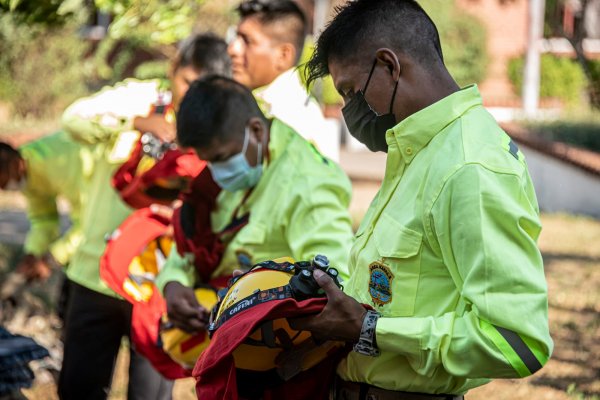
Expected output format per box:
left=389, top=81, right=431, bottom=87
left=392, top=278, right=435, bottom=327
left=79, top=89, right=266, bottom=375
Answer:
left=247, top=117, right=266, bottom=143
left=375, top=48, right=402, bottom=81
left=275, top=42, right=297, bottom=72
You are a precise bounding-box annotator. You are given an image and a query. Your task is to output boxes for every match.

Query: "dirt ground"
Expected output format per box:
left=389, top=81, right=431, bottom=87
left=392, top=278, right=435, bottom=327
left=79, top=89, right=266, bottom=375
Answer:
left=2, top=183, right=599, bottom=400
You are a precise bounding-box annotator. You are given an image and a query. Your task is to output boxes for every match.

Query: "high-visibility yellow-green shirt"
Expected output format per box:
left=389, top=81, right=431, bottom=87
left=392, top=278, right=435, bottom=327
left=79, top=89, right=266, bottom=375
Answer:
left=61, top=79, right=164, bottom=296
left=20, top=131, right=83, bottom=265
left=156, top=119, right=353, bottom=291
left=337, top=86, right=553, bottom=395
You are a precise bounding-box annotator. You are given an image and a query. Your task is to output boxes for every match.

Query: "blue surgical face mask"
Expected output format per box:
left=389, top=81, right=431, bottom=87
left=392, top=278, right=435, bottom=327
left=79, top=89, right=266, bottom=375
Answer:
left=208, top=127, right=263, bottom=192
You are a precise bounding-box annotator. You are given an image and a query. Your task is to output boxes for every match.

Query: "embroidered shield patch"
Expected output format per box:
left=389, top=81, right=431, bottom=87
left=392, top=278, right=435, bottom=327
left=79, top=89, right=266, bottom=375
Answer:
left=368, top=262, right=394, bottom=306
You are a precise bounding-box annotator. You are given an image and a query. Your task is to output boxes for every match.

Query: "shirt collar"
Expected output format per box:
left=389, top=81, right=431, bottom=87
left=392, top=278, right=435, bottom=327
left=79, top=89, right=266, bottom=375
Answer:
left=266, top=118, right=294, bottom=163
left=387, top=85, right=482, bottom=164
left=253, top=69, right=306, bottom=117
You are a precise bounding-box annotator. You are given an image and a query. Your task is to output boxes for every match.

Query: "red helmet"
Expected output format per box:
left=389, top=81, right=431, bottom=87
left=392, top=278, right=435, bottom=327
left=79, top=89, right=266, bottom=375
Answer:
left=111, top=102, right=205, bottom=209
left=112, top=137, right=205, bottom=209
left=100, top=209, right=232, bottom=378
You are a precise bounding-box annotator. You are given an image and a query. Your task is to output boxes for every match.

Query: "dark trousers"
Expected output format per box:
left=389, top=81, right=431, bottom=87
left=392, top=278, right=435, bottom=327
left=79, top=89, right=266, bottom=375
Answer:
left=58, top=281, right=174, bottom=400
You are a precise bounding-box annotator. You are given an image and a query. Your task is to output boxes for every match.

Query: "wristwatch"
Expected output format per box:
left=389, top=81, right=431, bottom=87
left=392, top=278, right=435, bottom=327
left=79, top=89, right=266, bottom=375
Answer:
left=353, top=310, right=380, bottom=357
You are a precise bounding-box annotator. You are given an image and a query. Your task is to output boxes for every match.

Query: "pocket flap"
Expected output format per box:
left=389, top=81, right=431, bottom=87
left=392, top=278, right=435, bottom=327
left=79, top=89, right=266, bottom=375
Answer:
left=374, top=213, right=422, bottom=258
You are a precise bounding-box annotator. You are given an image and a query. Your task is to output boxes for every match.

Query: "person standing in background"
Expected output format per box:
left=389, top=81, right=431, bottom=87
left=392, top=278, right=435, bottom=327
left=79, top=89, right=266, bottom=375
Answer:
left=1, top=134, right=82, bottom=282
left=0, top=134, right=83, bottom=321
left=57, top=33, right=231, bottom=400
left=228, top=0, right=340, bottom=161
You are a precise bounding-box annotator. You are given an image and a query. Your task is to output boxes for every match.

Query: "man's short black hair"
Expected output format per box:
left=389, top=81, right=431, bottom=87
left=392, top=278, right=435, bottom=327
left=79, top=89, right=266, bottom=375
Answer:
left=236, top=0, right=307, bottom=63
left=177, top=76, right=266, bottom=149
left=0, top=142, right=21, bottom=174
left=305, top=0, right=444, bottom=87
left=174, top=33, right=232, bottom=77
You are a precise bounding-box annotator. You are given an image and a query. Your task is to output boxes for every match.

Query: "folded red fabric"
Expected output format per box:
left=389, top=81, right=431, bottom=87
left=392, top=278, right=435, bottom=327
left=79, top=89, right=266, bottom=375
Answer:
left=193, top=297, right=349, bottom=400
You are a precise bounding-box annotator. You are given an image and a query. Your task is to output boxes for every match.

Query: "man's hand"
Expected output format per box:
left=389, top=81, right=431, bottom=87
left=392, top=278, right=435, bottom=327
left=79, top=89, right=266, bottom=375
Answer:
left=164, top=281, right=209, bottom=333
left=16, top=253, right=53, bottom=282
left=133, top=115, right=176, bottom=142
left=289, top=269, right=367, bottom=343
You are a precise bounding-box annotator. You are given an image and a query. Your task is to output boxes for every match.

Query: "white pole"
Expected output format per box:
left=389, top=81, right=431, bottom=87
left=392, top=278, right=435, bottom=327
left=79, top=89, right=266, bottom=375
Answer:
left=313, top=0, right=329, bottom=36
left=523, top=0, right=546, bottom=118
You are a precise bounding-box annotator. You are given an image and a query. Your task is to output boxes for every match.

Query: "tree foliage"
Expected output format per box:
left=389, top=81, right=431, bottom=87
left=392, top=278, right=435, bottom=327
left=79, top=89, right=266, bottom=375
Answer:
left=95, top=0, right=206, bottom=48
left=0, top=0, right=82, bottom=26
left=0, top=13, right=90, bottom=118
left=544, top=0, right=600, bottom=107
left=508, top=54, right=587, bottom=106
left=421, top=0, right=489, bottom=87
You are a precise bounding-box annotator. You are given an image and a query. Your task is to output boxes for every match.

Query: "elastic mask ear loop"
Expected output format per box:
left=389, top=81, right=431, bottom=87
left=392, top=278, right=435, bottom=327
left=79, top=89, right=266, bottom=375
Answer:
left=241, top=126, right=250, bottom=155
left=387, top=58, right=402, bottom=113
left=388, top=79, right=399, bottom=114
left=256, top=134, right=263, bottom=166
left=362, top=59, right=378, bottom=95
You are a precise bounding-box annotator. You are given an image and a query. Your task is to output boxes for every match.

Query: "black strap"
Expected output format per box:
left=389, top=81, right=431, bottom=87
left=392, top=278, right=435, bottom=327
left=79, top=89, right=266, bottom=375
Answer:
left=261, top=320, right=277, bottom=348
left=254, top=260, right=296, bottom=273
left=363, top=59, right=378, bottom=94
left=208, top=285, right=295, bottom=335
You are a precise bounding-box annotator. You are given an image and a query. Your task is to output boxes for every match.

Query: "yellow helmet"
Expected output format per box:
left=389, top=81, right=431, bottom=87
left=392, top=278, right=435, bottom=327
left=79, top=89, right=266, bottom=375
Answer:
left=208, top=255, right=344, bottom=378
left=159, top=287, right=219, bottom=369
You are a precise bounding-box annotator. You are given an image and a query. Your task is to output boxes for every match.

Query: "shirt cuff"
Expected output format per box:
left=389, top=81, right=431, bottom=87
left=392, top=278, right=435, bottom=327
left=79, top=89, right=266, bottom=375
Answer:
left=155, top=256, right=195, bottom=294
left=375, top=316, right=424, bottom=358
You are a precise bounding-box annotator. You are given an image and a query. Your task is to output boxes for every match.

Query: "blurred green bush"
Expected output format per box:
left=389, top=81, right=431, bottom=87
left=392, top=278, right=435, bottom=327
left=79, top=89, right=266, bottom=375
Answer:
left=422, top=0, right=488, bottom=87
left=526, top=118, right=600, bottom=153
left=508, top=54, right=587, bottom=107
left=300, top=0, right=488, bottom=106
left=0, top=14, right=90, bottom=118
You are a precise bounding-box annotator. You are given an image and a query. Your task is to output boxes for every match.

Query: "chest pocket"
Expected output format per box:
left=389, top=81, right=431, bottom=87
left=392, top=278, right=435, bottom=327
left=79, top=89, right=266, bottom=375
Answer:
left=371, top=213, right=422, bottom=317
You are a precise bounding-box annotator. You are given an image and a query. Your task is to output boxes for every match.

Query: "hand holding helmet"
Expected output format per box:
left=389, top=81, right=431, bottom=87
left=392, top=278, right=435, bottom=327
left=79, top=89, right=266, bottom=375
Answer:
left=288, top=268, right=367, bottom=343
left=164, top=281, right=210, bottom=333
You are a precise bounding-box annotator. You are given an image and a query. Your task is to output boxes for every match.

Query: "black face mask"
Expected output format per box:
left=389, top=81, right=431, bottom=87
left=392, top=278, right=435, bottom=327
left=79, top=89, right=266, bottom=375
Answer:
left=342, top=59, right=399, bottom=153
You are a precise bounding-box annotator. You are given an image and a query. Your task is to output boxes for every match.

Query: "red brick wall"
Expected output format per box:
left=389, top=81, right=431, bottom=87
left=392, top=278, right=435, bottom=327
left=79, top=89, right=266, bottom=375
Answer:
left=456, top=0, right=528, bottom=106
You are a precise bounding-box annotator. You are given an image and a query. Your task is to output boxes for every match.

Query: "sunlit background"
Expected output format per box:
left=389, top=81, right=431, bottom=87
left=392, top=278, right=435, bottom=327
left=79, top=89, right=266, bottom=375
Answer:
left=0, top=0, right=598, bottom=399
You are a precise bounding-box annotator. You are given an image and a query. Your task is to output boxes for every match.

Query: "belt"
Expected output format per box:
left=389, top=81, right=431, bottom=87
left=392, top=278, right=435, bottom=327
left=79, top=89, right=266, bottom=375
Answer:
left=333, top=379, right=464, bottom=400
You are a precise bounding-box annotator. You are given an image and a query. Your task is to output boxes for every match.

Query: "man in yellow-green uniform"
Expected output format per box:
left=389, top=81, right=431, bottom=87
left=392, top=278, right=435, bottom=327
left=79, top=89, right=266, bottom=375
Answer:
left=1, top=133, right=82, bottom=321
left=57, top=34, right=231, bottom=400
left=292, top=1, right=553, bottom=399
left=156, top=76, right=354, bottom=333
left=1, top=133, right=82, bottom=276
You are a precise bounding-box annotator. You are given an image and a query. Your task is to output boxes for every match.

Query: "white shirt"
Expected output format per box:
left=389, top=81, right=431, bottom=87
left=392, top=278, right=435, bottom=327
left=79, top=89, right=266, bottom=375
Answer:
left=253, top=69, right=340, bottom=161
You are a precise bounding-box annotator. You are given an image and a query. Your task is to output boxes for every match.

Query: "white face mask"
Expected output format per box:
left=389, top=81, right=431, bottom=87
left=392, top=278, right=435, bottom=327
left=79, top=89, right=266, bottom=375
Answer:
left=4, top=177, right=26, bottom=191
left=207, top=127, right=263, bottom=192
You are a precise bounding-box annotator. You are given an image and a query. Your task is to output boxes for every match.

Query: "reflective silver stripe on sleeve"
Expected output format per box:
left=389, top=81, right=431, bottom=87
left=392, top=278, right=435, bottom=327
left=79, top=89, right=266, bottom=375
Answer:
left=494, top=325, right=543, bottom=374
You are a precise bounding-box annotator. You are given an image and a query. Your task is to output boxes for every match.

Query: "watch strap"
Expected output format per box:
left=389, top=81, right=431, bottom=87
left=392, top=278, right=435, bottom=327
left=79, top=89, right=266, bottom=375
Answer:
left=353, top=309, right=380, bottom=357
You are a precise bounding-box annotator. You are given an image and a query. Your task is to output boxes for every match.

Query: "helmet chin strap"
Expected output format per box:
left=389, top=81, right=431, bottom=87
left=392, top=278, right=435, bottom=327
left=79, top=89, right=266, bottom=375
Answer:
left=275, top=336, right=321, bottom=381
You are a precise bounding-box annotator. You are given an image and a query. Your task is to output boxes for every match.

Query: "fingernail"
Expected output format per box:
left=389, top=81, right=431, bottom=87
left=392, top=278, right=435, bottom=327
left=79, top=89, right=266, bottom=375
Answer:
left=313, top=269, right=325, bottom=278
